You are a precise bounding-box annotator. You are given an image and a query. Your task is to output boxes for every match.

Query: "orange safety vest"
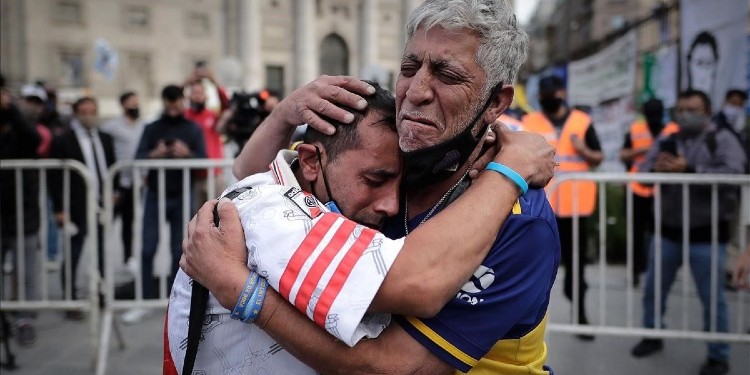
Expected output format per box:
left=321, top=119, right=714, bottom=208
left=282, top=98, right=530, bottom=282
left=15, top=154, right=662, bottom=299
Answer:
left=627, top=121, right=680, bottom=197
left=498, top=114, right=524, bottom=131
left=523, top=109, right=596, bottom=217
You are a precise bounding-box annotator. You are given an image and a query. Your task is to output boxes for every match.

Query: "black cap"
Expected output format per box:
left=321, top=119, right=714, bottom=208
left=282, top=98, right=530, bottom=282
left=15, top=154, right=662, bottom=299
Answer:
left=538, top=75, right=565, bottom=94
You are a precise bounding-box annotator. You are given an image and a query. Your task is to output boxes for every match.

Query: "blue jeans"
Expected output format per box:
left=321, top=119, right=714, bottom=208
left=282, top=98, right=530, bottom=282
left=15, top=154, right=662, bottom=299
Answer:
left=141, top=190, right=191, bottom=299
left=642, top=237, right=729, bottom=361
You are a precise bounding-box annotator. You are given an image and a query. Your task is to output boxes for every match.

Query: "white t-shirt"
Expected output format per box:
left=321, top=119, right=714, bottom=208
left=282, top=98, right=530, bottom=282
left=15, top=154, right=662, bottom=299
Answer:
left=167, top=150, right=403, bottom=374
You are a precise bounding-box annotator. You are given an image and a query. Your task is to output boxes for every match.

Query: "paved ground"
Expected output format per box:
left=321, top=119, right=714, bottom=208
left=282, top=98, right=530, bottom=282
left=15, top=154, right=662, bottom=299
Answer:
left=3, top=262, right=749, bottom=375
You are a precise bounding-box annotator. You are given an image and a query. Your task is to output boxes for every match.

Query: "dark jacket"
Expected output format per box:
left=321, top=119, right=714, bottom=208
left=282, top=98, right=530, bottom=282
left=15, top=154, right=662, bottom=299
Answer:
left=48, top=125, right=116, bottom=232
left=135, top=114, right=206, bottom=195
left=639, top=125, right=748, bottom=242
left=0, top=105, right=42, bottom=235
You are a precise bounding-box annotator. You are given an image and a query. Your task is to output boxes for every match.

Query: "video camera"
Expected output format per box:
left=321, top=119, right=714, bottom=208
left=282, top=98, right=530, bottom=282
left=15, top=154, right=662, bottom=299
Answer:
left=225, top=89, right=276, bottom=148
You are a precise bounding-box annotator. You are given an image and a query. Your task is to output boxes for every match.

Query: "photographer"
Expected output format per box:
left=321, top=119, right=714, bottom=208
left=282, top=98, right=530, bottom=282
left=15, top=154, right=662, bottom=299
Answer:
left=125, top=84, right=206, bottom=324
left=218, top=88, right=279, bottom=155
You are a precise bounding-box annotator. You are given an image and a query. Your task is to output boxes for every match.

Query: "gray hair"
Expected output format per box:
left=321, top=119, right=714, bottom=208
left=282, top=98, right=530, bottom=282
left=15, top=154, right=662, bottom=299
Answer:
left=405, top=0, right=529, bottom=92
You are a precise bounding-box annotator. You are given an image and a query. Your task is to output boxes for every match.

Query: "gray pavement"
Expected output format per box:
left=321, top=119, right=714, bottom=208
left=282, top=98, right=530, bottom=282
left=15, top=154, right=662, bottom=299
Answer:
left=3, top=264, right=749, bottom=375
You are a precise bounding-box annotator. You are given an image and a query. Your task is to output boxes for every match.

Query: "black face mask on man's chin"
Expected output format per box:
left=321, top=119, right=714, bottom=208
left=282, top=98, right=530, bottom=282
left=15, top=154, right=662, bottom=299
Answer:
left=401, top=84, right=502, bottom=191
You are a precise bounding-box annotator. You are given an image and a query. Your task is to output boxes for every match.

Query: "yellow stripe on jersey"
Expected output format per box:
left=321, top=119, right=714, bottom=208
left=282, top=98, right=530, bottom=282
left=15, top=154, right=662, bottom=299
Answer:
left=455, top=314, right=550, bottom=375
left=512, top=200, right=522, bottom=215
left=405, top=316, right=479, bottom=368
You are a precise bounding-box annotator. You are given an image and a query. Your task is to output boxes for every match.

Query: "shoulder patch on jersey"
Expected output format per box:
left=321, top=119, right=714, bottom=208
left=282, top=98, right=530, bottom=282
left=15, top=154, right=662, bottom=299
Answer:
left=283, top=187, right=324, bottom=219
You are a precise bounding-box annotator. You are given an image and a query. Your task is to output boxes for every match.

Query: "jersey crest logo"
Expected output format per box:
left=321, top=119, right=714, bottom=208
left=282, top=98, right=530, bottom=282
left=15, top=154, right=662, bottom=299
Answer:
left=456, top=265, right=495, bottom=305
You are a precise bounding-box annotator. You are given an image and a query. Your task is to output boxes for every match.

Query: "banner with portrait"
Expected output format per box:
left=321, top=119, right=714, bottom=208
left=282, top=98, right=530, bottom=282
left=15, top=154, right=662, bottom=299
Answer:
left=680, top=0, right=748, bottom=111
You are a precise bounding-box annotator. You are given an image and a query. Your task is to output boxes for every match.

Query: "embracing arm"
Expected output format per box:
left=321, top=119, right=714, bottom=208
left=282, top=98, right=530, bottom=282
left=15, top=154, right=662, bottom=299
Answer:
left=371, top=126, right=556, bottom=317
left=259, top=285, right=453, bottom=375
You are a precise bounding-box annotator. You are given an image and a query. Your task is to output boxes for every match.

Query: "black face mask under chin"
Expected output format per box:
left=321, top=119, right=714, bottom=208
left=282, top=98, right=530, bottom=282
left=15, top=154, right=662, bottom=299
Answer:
left=402, top=85, right=500, bottom=190
left=312, top=146, right=341, bottom=214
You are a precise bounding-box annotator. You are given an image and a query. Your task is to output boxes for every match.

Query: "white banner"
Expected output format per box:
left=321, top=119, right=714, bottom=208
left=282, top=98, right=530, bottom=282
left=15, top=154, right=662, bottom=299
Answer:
left=681, top=0, right=748, bottom=111
left=654, top=44, right=678, bottom=109
left=568, top=32, right=637, bottom=107
left=590, top=97, right=636, bottom=173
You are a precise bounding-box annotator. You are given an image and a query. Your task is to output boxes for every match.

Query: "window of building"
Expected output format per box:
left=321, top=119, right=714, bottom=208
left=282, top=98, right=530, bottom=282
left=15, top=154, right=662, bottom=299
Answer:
left=123, top=5, right=151, bottom=31
left=53, top=0, right=83, bottom=26
left=186, top=11, right=211, bottom=37
left=265, top=65, right=285, bottom=97
left=319, top=34, right=349, bottom=76
left=56, top=48, right=85, bottom=87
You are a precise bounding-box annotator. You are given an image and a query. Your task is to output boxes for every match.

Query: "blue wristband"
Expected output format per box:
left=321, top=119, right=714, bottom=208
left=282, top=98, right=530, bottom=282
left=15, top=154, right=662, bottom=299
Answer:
left=231, top=272, right=260, bottom=321
left=485, top=162, right=529, bottom=195
left=240, top=277, right=268, bottom=323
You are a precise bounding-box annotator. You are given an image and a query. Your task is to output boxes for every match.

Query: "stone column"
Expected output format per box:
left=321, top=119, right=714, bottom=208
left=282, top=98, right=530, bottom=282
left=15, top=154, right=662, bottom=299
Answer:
left=240, top=0, right=262, bottom=89
left=359, top=0, right=378, bottom=75
left=293, top=0, right=317, bottom=88
left=400, top=0, right=419, bottom=52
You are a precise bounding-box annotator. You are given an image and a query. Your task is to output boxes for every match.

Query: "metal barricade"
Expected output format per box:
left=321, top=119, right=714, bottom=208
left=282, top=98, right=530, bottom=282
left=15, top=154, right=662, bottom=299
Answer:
left=545, top=172, right=750, bottom=343
left=96, top=158, right=234, bottom=375
left=0, top=159, right=100, bottom=364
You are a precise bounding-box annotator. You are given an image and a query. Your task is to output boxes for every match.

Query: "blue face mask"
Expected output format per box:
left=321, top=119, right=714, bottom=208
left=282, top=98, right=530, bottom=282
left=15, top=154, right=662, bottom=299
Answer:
left=314, top=146, right=341, bottom=214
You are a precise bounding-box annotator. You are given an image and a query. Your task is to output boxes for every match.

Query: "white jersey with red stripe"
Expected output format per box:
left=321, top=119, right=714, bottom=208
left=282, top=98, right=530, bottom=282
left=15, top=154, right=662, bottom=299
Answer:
left=167, top=150, right=403, bottom=374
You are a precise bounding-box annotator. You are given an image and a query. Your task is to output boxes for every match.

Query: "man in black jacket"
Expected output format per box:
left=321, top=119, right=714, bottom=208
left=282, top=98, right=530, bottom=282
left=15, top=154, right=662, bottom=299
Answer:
left=1, top=75, right=42, bottom=344
left=124, top=85, right=206, bottom=324
left=48, top=97, right=115, bottom=320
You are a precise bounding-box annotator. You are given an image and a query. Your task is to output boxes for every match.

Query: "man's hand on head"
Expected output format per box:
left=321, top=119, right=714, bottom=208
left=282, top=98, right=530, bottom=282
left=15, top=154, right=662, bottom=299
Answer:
left=491, top=123, right=556, bottom=188
left=272, top=75, right=376, bottom=135
left=180, top=198, right=249, bottom=308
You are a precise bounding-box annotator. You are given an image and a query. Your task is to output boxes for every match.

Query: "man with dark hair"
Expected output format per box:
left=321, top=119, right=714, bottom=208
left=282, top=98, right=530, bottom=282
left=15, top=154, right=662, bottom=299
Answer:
left=49, top=96, right=116, bottom=321
left=620, top=98, right=680, bottom=284
left=687, top=31, right=719, bottom=98
left=124, top=85, right=206, bottom=324
left=102, top=91, right=145, bottom=274
left=631, top=89, right=746, bottom=375
left=524, top=74, right=604, bottom=339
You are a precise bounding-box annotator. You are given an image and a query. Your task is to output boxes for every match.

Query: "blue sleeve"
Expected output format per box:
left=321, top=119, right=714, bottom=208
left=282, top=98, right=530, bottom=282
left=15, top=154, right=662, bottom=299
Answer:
left=395, top=212, right=559, bottom=371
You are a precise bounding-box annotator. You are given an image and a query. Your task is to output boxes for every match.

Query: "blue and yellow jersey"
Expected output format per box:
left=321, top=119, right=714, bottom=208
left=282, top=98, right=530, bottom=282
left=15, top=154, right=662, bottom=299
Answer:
left=383, top=188, right=560, bottom=374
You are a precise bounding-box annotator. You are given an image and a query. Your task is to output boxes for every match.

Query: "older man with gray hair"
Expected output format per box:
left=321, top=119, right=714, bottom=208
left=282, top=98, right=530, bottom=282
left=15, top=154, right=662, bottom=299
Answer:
left=182, top=1, right=559, bottom=374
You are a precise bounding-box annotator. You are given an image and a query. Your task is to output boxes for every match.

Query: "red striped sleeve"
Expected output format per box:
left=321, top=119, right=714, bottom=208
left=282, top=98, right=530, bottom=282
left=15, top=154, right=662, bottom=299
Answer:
left=313, top=228, right=377, bottom=326
left=163, top=310, right=179, bottom=375
left=278, top=214, right=338, bottom=299
left=293, top=220, right=357, bottom=313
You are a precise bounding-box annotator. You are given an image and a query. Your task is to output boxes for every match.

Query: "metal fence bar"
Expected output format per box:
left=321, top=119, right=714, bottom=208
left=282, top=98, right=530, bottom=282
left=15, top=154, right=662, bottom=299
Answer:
left=625, top=182, right=634, bottom=328
left=598, top=181, right=607, bottom=326
left=546, top=172, right=750, bottom=343
left=710, top=184, right=718, bottom=333
left=681, top=183, right=690, bottom=331
left=572, top=180, right=580, bottom=324
left=0, top=159, right=99, bottom=366
left=14, top=168, right=26, bottom=301
left=96, top=158, right=234, bottom=375
left=39, top=169, right=49, bottom=302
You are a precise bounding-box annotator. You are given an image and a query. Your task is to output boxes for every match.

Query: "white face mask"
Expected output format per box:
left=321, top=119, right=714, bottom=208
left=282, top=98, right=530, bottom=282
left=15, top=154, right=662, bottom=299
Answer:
left=723, top=105, right=746, bottom=132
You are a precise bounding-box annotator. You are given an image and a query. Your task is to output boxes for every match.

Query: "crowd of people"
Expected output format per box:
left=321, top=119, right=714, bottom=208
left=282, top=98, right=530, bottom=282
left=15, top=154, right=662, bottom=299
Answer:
left=0, top=67, right=280, bottom=344
left=1, top=0, right=749, bottom=374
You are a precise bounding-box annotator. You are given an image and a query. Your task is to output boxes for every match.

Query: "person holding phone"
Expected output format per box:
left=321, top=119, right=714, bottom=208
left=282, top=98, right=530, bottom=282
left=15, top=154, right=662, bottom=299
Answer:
left=124, top=85, right=206, bottom=324
left=632, top=89, right=747, bottom=375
